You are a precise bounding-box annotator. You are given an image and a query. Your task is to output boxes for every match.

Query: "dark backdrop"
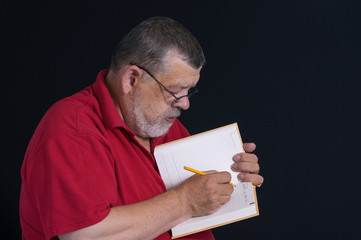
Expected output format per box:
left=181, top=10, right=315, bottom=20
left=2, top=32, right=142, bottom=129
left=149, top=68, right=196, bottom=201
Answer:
left=2, top=0, right=360, bottom=239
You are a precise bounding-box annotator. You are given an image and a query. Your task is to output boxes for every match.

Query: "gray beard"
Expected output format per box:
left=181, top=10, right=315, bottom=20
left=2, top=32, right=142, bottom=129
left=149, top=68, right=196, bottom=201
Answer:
left=129, top=97, right=181, bottom=138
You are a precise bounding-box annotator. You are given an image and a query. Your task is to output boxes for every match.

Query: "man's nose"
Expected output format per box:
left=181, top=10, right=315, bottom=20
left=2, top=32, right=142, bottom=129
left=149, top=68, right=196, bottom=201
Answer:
left=172, top=96, right=190, bottom=110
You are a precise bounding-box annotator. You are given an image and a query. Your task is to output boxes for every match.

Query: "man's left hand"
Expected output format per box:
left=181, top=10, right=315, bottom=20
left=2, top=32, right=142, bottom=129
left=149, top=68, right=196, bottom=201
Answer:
left=231, top=142, right=264, bottom=187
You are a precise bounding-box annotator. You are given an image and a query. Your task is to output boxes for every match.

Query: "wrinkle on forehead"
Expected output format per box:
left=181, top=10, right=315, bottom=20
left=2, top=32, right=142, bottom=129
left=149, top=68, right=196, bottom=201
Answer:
left=158, top=54, right=202, bottom=90
left=161, top=50, right=202, bottom=75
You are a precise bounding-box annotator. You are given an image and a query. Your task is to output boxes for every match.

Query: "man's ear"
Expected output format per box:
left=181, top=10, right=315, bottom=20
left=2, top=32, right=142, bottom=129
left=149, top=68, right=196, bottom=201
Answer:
left=118, top=65, right=143, bottom=95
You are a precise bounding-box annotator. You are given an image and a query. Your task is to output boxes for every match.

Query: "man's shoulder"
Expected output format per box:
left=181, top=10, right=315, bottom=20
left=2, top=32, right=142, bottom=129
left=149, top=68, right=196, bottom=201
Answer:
left=37, top=86, right=104, bottom=136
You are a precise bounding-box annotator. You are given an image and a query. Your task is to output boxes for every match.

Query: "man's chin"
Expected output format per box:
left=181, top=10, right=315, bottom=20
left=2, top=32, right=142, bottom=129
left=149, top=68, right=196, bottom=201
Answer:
left=137, top=122, right=173, bottom=138
left=152, top=122, right=173, bottom=138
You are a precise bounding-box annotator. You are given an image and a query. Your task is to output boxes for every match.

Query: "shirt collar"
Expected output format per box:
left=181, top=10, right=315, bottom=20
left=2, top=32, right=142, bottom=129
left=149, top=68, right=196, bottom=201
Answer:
left=91, top=69, right=133, bottom=133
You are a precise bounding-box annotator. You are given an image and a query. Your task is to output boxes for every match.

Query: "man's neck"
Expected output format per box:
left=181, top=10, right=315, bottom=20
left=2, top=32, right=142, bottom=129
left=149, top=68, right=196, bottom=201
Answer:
left=135, top=135, right=151, bottom=152
left=105, top=70, right=151, bottom=152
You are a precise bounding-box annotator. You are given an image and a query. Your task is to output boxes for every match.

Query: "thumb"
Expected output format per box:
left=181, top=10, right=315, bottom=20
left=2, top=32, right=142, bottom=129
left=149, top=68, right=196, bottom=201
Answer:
left=243, top=142, right=256, bottom=153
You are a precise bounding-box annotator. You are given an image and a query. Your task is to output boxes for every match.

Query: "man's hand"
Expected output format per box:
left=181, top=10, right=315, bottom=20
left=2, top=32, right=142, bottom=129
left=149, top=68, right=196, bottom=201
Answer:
left=231, top=142, right=264, bottom=186
left=174, top=171, right=234, bottom=218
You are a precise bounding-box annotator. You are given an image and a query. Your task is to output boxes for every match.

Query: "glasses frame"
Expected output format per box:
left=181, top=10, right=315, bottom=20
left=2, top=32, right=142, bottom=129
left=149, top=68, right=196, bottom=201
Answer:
left=134, top=64, right=198, bottom=103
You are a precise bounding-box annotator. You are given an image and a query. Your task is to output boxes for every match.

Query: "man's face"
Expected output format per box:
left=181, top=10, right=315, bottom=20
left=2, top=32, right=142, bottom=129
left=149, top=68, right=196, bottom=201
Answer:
left=126, top=56, right=201, bottom=138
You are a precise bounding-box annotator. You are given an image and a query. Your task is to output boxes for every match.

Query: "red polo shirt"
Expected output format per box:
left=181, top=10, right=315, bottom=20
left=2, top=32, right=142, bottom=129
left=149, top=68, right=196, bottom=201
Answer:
left=20, top=70, right=214, bottom=240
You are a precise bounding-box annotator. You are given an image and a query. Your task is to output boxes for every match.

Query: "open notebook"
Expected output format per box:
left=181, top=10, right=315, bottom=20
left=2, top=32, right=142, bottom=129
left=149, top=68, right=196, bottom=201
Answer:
left=154, top=123, right=259, bottom=239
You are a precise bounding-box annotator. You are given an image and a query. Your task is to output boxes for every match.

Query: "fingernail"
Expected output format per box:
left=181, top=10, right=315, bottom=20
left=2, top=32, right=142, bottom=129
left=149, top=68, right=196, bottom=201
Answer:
left=233, top=155, right=241, bottom=162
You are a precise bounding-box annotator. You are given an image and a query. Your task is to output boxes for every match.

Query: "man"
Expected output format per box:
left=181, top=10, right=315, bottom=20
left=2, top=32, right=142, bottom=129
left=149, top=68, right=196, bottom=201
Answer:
left=20, top=17, right=263, bottom=240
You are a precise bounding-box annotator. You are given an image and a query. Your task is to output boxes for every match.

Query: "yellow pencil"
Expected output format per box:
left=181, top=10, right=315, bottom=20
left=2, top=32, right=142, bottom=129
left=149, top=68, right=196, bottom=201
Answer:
left=184, top=166, right=235, bottom=187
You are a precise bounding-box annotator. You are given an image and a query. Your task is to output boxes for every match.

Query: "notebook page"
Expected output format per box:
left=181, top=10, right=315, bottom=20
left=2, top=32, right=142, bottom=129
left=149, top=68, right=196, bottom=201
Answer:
left=155, top=123, right=244, bottom=190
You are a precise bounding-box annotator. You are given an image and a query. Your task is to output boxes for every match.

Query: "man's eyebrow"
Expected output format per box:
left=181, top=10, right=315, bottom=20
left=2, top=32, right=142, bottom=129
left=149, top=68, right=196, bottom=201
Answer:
left=168, top=81, right=197, bottom=89
left=166, top=83, right=192, bottom=90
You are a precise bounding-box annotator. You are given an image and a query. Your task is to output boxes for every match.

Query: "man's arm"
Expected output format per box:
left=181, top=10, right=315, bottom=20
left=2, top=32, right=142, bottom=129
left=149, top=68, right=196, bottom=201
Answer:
left=59, top=171, right=234, bottom=240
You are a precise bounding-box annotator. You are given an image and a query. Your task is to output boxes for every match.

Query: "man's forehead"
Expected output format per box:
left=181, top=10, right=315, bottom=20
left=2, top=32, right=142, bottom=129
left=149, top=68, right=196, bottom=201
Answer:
left=161, top=70, right=200, bottom=90
left=163, top=54, right=202, bottom=72
left=161, top=56, right=201, bottom=83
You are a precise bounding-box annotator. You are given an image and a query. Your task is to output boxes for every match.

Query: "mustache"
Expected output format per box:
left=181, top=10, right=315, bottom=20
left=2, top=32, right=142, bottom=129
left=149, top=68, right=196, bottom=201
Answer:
left=164, top=108, right=181, bottom=118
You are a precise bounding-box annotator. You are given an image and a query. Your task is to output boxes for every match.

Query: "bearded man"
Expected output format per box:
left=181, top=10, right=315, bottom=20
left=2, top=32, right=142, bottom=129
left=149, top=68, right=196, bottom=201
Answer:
left=20, top=17, right=263, bottom=240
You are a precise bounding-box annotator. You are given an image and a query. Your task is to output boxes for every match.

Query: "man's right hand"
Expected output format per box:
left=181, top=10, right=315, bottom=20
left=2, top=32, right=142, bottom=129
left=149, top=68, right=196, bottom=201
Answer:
left=174, top=171, right=234, bottom=217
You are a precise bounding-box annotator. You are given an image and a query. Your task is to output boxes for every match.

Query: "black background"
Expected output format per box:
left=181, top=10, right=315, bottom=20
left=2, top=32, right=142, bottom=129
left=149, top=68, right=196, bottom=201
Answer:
left=2, top=0, right=361, bottom=239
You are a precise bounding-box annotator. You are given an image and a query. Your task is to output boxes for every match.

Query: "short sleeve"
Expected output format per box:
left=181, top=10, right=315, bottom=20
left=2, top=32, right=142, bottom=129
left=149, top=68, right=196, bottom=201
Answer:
left=26, top=133, right=117, bottom=239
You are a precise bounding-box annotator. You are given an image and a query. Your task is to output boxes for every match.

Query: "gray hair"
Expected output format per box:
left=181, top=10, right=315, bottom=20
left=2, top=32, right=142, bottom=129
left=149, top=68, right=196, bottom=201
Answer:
left=110, top=17, right=206, bottom=75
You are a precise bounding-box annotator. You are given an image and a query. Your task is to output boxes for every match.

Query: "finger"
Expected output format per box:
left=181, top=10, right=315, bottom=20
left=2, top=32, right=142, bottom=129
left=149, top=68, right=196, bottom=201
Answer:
left=233, top=152, right=258, bottom=163
left=243, top=142, right=256, bottom=153
left=241, top=153, right=258, bottom=163
left=213, top=171, right=232, bottom=184
left=203, top=170, right=217, bottom=174
left=218, top=174, right=235, bottom=196
left=237, top=172, right=264, bottom=186
left=218, top=182, right=234, bottom=196
left=231, top=161, right=260, bottom=173
left=219, top=195, right=232, bottom=205
left=233, top=151, right=258, bottom=163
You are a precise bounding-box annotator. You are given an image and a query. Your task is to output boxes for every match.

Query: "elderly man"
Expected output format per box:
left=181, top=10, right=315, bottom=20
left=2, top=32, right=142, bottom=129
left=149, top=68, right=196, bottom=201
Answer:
left=20, top=17, right=263, bottom=240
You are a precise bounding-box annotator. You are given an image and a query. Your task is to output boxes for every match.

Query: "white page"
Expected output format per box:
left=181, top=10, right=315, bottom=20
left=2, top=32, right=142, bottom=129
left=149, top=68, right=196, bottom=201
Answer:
left=155, top=123, right=243, bottom=189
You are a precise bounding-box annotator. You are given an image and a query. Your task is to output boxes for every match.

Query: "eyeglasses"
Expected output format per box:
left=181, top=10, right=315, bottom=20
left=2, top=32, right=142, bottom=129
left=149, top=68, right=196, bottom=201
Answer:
left=134, top=64, right=198, bottom=103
